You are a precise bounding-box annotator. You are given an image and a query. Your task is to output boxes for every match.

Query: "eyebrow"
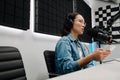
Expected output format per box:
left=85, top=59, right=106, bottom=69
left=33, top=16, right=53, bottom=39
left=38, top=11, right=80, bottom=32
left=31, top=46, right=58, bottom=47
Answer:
left=74, top=19, right=85, bottom=22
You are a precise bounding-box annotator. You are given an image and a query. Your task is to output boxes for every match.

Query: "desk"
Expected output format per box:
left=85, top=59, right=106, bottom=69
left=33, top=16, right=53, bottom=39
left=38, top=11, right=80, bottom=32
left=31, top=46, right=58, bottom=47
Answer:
left=47, top=60, right=120, bottom=80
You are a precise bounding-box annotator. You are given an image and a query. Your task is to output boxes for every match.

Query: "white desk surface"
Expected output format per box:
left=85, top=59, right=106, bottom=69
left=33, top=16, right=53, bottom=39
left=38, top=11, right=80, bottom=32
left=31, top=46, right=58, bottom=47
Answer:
left=47, top=60, right=120, bottom=80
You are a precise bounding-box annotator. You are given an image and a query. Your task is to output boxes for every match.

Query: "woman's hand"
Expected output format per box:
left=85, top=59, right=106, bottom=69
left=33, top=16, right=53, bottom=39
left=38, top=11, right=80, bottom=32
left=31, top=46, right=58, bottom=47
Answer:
left=77, top=48, right=111, bottom=66
left=102, top=49, right=111, bottom=58
left=92, top=48, right=111, bottom=61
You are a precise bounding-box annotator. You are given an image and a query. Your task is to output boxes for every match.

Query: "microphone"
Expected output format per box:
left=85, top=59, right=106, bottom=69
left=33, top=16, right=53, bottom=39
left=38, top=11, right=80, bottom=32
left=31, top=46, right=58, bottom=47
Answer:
left=87, top=28, right=113, bottom=64
left=87, top=28, right=113, bottom=43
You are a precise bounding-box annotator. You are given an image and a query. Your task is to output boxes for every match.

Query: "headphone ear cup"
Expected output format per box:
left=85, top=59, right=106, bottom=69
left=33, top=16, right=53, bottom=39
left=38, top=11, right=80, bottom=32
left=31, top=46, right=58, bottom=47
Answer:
left=64, top=17, right=73, bottom=29
left=69, top=19, right=73, bottom=27
left=70, top=19, right=73, bottom=23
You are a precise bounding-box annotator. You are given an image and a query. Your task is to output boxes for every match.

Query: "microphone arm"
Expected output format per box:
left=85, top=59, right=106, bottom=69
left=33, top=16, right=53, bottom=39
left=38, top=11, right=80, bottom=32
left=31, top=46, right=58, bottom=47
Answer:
left=107, top=11, right=120, bottom=29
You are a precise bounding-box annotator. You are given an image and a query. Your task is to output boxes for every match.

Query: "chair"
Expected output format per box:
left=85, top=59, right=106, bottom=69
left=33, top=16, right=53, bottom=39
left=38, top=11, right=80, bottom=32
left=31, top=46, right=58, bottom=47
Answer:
left=0, top=46, right=27, bottom=80
left=44, top=50, right=60, bottom=78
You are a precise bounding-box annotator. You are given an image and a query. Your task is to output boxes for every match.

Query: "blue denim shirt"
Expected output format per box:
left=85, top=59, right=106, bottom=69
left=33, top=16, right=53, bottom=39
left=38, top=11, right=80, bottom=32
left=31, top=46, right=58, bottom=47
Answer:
left=55, top=34, right=94, bottom=74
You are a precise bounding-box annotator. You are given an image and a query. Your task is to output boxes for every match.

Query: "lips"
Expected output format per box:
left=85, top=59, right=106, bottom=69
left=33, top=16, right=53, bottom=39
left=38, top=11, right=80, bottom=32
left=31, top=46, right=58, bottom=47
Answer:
left=82, top=29, right=84, bottom=32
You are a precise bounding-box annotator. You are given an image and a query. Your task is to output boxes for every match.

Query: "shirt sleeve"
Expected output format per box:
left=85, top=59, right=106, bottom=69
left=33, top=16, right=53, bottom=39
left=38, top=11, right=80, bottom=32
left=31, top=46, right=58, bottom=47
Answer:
left=55, top=40, right=81, bottom=74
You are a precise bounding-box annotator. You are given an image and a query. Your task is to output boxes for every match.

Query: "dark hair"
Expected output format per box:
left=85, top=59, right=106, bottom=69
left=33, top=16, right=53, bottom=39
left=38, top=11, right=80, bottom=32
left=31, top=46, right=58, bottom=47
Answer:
left=61, top=12, right=80, bottom=36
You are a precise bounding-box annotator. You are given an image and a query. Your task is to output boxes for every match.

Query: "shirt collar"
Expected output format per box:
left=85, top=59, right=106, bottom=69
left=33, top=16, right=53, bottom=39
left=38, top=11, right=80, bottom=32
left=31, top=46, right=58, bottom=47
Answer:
left=68, top=34, right=82, bottom=45
left=68, top=34, right=77, bottom=42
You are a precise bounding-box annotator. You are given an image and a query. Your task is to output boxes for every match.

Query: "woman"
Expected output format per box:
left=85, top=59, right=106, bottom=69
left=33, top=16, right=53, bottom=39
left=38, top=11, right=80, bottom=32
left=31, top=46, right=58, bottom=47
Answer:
left=55, top=12, right=110, bottom=74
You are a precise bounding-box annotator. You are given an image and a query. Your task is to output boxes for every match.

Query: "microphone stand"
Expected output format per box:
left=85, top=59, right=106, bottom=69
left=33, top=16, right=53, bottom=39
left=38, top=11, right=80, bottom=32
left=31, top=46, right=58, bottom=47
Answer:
left=98, top=41, right=102, bottom=64
left=92, top=38, right=102, bottom=64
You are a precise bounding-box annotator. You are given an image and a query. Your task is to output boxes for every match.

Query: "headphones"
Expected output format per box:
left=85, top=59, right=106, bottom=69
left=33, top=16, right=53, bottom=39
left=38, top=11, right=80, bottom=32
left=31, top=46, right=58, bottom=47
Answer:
left=62, top=12, right=80, bottom=36
left=64, top=15, right=73, bottom=29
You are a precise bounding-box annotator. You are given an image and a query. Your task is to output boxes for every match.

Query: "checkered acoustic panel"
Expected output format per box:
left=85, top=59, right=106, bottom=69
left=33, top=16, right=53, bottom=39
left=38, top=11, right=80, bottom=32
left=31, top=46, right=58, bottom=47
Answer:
left=0, top=0, right=30, bottom=30
left=95, top=3, right=120, bottom=41
left=35, top=0, right=73, bottom=36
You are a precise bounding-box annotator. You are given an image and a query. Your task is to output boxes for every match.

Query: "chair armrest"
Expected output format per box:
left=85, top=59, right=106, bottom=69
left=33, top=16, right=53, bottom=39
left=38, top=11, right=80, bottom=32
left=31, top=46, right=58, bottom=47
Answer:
left=49, top=73, right=60, bottom=78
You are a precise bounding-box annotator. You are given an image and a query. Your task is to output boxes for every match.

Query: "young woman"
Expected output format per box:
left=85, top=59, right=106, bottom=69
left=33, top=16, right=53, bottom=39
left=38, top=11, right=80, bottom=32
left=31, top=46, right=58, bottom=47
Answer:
left=55, top=12, right=110, bottom=74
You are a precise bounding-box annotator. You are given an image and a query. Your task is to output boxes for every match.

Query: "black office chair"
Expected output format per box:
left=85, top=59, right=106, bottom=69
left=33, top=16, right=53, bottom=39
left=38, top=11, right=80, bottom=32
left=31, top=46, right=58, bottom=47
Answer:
left=0, top=46, right=27, bottom=80
left=44, top=50, right=60, bottom=78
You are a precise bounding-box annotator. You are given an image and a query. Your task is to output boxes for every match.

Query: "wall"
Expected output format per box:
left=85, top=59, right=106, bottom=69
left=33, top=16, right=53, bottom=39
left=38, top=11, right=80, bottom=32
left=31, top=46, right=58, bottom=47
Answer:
left=84, top=0, right=120, bottom=61
left=0, top=0, right=60, bottom=80
left=0, top=27, right=60, bottom=80
left=84, top=0, right=114, bottom=27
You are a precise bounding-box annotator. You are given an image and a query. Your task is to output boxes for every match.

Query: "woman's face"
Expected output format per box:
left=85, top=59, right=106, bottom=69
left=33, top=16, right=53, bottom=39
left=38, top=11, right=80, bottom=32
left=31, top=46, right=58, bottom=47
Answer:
left=72, top=15, right=85, bottom=35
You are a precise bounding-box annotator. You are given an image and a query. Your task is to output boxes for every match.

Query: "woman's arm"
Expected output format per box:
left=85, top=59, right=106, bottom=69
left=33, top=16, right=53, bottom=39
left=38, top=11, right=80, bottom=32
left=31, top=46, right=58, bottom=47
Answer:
left=78, top=48, right=111, bottom=66
left=55, top=41, right=82, bottom=74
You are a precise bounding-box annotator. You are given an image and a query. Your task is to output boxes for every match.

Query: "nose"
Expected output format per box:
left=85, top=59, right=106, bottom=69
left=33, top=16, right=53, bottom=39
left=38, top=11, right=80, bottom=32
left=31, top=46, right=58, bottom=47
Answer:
left=81, top=23, right=85, bottom=28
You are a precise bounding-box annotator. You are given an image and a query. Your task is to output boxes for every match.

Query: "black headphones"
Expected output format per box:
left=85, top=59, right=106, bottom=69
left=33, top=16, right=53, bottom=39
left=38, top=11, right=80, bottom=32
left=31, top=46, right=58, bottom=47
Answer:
left=64, top=14, right=73, bottom=29
left=62, top=12, right=80, bottom=36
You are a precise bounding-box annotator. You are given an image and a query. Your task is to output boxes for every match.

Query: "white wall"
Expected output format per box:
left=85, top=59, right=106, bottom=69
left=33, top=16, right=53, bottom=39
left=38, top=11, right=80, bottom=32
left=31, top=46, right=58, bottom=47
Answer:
left=0, top=27, right=60, bottom=80
left=0, top=0, right=60, bottom=80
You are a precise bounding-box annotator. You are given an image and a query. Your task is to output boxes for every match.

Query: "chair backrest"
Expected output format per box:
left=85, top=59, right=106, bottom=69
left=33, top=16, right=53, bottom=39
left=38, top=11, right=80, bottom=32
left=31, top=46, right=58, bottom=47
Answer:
left=0, top=46, right=27, bottom=80
left=44, top=50, right=55, bottom=74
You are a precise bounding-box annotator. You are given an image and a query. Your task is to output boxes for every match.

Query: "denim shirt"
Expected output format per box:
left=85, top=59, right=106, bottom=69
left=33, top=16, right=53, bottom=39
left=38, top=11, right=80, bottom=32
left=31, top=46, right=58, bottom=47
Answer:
left=55, top=34, right=94, bottom=74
